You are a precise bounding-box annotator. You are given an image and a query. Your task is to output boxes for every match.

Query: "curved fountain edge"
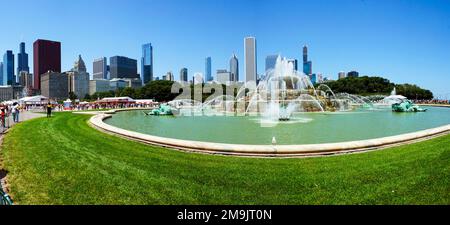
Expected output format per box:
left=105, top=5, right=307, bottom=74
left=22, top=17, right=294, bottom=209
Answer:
left=87, top=108, right=450, bottom=157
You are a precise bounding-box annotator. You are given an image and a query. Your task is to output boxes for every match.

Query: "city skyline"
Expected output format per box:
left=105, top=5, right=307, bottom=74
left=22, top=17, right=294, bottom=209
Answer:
left=0, top=0, right=449, bottom=96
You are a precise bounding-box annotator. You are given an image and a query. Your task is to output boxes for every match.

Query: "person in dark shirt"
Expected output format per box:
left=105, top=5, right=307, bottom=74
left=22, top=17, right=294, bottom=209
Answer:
left=46, top=102, right=53, bottom=118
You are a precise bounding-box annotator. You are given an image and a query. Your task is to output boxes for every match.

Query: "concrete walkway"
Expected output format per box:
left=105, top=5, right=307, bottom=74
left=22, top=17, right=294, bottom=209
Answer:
left=1, top=111, right=45, bottom=134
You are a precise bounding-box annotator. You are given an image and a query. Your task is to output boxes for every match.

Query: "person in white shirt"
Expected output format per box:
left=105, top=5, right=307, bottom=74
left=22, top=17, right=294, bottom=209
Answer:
left=11, top=103, right=19, bottom=123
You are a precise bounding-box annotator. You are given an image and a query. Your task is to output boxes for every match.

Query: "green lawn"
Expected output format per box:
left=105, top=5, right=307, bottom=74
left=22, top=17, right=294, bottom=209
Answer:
left=1, top=112, right=449, bottom=205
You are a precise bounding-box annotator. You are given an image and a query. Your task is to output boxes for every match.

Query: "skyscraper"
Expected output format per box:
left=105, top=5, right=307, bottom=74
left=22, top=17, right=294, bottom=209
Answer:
left=0, top=63, right=3, bottom=85
left=109, top=56, right=138, bottom=79
left=141, top=43, right=153, bottom=84
left=216, top=69, right=232, bottom=84
left=93, top=57, right=108, bottom=80
left=229, top=54, right=239, bottom=82
left=302, top=45, right=312, bottom=75
left=347, top=71, right=359, bottom=78
left=68, top=55, right=90, bottom=99
left=303, top=46, right=308, bottom=63
left=180, top=68, right=188, bottom=82
left=287, top=59, right=298, bottom=71
left=338, top=71, right=346, bottom=79
left=310, top=73, right=317, bottom=84
left=72, top=55, right=87, bottom=73
left=265, top=55, right=278, bottom=72
left=317, top=73, right=323, bottom=83
left=303, top=61, right=312, bottom=75
left=3, top=51, right=15, bottom=85
left=17, top=42, right=29, bottom=75
left=205, top=57, right=212, bottom=82
left=18, top=71, right=33, bottom=89
left=33, top=39, right=61, bottom=90
left=193, top=72, right=204, bottom=84
left=244, top=37, right=257, bottom=83
left=40, top=71, right=68, bottom=100
left=163, top=71, right=174, bottom=81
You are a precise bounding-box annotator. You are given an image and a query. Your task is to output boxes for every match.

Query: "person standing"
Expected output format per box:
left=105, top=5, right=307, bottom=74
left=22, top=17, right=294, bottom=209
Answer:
left=16, top=104, right=20, bottom=122
left=0, top=106, right=5, bottom=128
left=46, top=102, right=53, bottom=118
left=11, top=103, right=18, bottom=123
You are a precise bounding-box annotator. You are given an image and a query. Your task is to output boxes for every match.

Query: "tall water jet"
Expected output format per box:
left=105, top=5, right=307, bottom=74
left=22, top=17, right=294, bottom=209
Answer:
left=168, top=55, right=361, bottom=120
left=246, top=55, right=326, bottom=121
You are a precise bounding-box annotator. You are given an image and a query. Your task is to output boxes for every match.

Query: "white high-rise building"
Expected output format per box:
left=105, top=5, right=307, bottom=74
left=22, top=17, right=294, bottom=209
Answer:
left=216, top=69, right=232, bottom=84
left=163, top=71, right=174, bottom=81
left=68, top=55, right=90, bottom=99
left=229, top=54, right=239, bottom=82
left=193, top=73, right=204, bottom=84
left=244, top=37, right=257, bottom=83
left=338, top=71, right=346, bottom=79
left=317, top=73, right=323, bottom=83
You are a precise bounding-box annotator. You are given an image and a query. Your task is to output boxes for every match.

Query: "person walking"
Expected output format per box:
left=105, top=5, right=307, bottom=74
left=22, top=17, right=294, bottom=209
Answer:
left=46, top=102, right=53, bottom=118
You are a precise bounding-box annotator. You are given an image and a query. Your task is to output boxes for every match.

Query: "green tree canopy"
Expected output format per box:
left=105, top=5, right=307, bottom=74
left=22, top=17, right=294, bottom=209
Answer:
left=321, top=76, right=433, bottom=100
left=395, top=83, right=433, bottom=100
left=84, top=76, right=434, bottom=102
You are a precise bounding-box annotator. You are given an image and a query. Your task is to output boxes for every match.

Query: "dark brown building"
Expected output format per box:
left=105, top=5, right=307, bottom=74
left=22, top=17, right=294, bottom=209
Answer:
left=33, top=39, right=61, bottom=91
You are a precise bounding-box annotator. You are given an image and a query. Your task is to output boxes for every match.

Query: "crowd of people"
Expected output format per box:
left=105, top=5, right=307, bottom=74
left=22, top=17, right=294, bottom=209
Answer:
left=413, top=99, right=450, bottom=105
left=61, top=102, right=156, bottom=111
left=1, top=101, right=156, bottom=129
left=0, top=103, right=22, bottom=131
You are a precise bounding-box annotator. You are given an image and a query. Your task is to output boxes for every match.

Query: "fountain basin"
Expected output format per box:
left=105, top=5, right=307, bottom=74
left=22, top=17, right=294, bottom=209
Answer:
left=104, top=107, right=450, bottom=145
left=90, top=107, right=450, bottom=157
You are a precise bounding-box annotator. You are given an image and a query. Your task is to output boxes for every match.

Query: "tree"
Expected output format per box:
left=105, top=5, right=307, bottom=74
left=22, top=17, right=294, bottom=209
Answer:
left=323, top=76, right=395, bottom=95
left=91, top=93, right=99, bottom=100
left=83, top=94, right=91, bottom=101
left=141, top=80, right=178, bottom=102
left=395, top=84, right=433, bottom=100
left=120, top=87, right=136, bottom=98
left=68, top=92, right=78, bottom=100
left=320, top=76, right=433, bottom=99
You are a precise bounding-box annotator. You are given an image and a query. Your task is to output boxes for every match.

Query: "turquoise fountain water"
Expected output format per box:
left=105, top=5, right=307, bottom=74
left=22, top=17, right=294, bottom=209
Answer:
left=105, top=107, right=450, bottom=145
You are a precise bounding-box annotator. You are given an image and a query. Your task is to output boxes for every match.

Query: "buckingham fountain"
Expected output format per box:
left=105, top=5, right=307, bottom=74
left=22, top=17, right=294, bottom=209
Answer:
left=170, top=56, right=356, bottom=121
left=100, top=56, right=450, bottom=150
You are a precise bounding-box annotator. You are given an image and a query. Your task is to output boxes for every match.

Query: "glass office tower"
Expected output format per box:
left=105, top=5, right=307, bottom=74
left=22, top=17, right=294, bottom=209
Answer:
left=141, top=43, right=153, bottom=84
left=0, top=63, right=3, bottom=85
left=17, top=42, right=29, bottom=75
left=93, top=57, right=108, bottom=80
left=205, top=57, right=212, bottom=82
left=3, top=50, right=15, bottom=85
left=180, top=68, right=188, bottom=82
left=265, top=55, right=278, bottom=72
left=110, top=56, right=138, bottom=79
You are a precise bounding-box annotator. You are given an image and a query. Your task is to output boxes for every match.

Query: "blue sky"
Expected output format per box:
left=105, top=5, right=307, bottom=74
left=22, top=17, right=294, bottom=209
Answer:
left=1, top=0, right=449, bottom=97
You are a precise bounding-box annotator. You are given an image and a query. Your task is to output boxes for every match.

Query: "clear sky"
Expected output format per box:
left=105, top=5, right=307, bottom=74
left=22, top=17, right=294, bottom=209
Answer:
left=1, top=0, right=449, bottom=98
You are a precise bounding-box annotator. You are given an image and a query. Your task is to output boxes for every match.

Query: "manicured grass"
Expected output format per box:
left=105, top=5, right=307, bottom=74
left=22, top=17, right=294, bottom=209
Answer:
left=1, top=112, right=449, bottom=205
